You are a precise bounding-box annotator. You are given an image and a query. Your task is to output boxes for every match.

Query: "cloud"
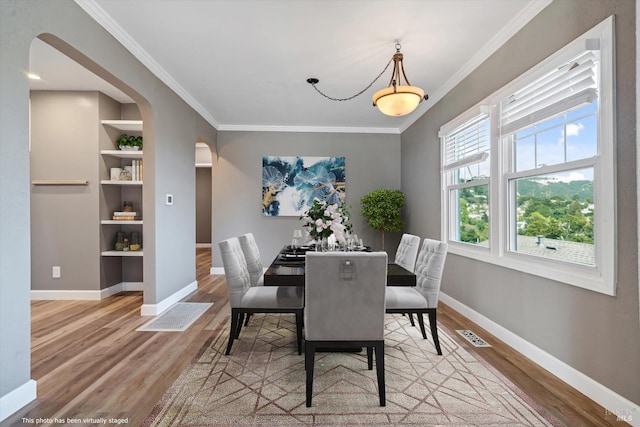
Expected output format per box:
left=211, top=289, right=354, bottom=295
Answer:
left=565, top=122, right=584, bottom=137
left=555, top=171, right=587, bottom=183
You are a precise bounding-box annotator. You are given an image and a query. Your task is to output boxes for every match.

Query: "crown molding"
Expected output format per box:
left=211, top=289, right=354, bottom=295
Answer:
left=217, top=124, right=401, bottom=135
left=76, top=0, right=550, bottom=136
left=74, top=0, right=221, bottom=130
left=399, top=0, right=553, bottom=133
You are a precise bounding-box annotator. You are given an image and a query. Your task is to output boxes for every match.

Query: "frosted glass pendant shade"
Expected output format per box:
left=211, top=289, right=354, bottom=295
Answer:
left=373, top=85, right=425, bottom=116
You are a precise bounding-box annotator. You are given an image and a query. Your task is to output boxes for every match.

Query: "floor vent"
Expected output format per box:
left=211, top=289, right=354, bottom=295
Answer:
left=137, top=302, right=213, bottom=332
left=456, top=330, right=492, bottom=347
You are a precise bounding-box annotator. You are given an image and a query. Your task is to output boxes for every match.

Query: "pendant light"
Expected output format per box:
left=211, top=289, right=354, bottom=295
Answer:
left=372, top=43, right=427, bottom=116
left=307, top=42, right=428, bottom=117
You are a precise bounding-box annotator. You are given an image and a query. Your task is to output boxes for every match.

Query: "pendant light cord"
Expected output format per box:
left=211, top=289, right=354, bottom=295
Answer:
left=306, top=58, right=393, bottom=102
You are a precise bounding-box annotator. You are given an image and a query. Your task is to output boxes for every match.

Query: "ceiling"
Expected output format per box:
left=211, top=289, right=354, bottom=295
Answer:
left=29, top=0, right=551, bottom=134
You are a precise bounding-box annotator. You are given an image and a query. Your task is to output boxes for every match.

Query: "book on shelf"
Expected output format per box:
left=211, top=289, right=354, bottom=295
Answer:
left=113, top=211, right=137, bottom=217
left=112, top=216, right=138, bottom=221
left=130, top=159, right=144, bottom=181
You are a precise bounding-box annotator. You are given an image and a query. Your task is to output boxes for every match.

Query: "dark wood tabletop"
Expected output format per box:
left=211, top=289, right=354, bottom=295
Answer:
left=264, top=246, right=416, bottom=287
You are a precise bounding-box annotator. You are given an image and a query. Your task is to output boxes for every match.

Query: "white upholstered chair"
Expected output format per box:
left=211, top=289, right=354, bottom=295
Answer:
left=304, top=251, right=388, bottom=407
left=386, top=238, right=448, bottom=355
left=238, top=233, right=264, bottom=287
left=394, top=233, right=421, bottom=273
left=218, top=237, right=303, bottom=355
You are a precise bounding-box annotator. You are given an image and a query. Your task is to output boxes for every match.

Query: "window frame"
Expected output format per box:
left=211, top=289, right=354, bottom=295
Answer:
left=440, top=105, right=492, bottom=248
left=439, top=16, right=616, bottom=295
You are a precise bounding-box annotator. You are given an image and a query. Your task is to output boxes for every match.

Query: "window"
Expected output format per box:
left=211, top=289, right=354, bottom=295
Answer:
left=440, top=17, right=615, bottom=295
left=440, top=107, right=491, bottom=247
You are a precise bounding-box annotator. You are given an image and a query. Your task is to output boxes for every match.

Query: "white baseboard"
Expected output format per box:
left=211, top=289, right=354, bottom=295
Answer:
left=0, top=379, right=36, bottom=422
left=30, top=282, right=143, bottom=300
left=211, top=267, right=224, bottom=275
left=439, top=292, right=640, bottom=426
left=140, top=280, right=197, bottom=316
left=196, top=243, right=212, bottom=248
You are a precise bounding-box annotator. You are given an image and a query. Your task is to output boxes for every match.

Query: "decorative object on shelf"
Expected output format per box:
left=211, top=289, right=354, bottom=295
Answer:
left=300, top=198, right=351, bottom=245
left=119, top=167, right=132, bottom=181
left=306, top=42, right=428, bottom=117
left=117, top=134, right=143, bottom=151
left=130, top=232, right=142, bottom=251
left=262, top=156, right=345, bottom=217
left=360, top=189, right=405, bottom=251
left=115, top=231, right=126, bottom=251
left=110, top=167, right=122, bottom=180
left=123, top=201, right=134, bottom=212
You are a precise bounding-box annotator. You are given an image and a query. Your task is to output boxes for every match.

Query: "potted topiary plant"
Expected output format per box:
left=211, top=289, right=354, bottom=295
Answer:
left=117, top=134, right=143, bottom=151
left=360, top=189, right=405, bottom=251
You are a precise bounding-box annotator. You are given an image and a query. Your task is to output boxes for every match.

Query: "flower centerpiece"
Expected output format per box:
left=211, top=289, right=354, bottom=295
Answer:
left=300, top=199, right=352, bottom=245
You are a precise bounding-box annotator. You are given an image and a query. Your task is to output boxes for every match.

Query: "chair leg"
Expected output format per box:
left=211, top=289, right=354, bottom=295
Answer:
left=366, top=347, right=373, bottom=370
left=428, top=310, right=442, bottom=355
left=406, top=312, right=415, bottom=326
left=243, top=313, right=252, bottom=326
left=225, top=310, right=239, bottom=355
left=305, top=342, right=315, bottom=407
left=374, top=342, right=385, bottom=406
left=295, top=311, right=303, bottom=355
left=416, top=312, right=428, bottom=339
left=234, top=313, right=244, bottom=339
left=407, top=313, right=416, bottom=326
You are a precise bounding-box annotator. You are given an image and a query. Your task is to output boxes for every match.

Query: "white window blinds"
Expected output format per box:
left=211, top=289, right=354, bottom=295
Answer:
left=500, top=50, right=599, bottom=136
left=442, top=112, right=490, bottom=171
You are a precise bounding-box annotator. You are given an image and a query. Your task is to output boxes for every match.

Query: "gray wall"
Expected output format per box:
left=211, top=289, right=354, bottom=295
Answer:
left=212, top=131, right=402, bottom=268
left=0, top=0, right=216, bottom=408
left=30, top=91, right=101, bottom=291
left=402, top=0, right=639, bottom=404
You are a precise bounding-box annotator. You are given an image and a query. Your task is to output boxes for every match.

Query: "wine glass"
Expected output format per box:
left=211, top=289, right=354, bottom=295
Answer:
left=292, top=229, right=302, bottom=254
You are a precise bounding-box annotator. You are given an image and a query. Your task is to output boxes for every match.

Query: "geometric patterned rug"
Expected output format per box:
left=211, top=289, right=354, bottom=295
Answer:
left=143, top=314, right=560, bottom=426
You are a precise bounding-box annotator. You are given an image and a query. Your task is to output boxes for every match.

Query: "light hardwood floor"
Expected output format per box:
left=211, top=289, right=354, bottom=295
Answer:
left=3, top=248, right=626, bottom=426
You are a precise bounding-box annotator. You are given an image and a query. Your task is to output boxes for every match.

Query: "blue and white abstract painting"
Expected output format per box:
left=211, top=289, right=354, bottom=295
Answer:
left=262, top=156, right=346, bottom=216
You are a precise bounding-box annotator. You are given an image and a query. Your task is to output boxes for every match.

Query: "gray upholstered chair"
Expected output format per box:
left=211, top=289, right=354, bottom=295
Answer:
left=304, top=251, right=388, bottom=407
left=394, top=233, right=421, bottom=273
left=238, top=233, right=264, bottom=326
left=386, top=238, right=448, bottom=355
left=392, top=233, right=421, bottom=326
left=219, top=237, right=303, bottom=355
left=238, top=233, right=264, bottom=287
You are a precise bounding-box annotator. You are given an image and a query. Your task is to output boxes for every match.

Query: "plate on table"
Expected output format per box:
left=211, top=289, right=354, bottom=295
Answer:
left=279, top=253, right=306, bottom=261
left=284, top=246, right=310, bottom=254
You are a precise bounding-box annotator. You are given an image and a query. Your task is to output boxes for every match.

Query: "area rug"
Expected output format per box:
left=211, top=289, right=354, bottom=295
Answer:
left=137, top=303, right=213, bottom=332
left=143, top=314, right=559, bottom=426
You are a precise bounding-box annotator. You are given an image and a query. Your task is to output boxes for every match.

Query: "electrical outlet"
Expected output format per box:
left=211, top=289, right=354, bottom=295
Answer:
left=165, top=194, right=174, bottom=206
left=52, top=266, right=61, bottom=279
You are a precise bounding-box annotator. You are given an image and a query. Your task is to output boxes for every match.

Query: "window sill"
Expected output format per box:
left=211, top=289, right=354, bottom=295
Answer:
left=446, top=242, right=615, bottom=296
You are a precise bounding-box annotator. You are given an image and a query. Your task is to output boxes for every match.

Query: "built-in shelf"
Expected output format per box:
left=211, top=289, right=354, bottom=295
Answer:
left=101, top=120, right=143, bottom=132
left=101, top=180, right=143, bottom=186
left=101, top=220, right=143, bottom=225
left=101, top=149, right=143, bottom=159
left=101, top=250, right=144, bottom=257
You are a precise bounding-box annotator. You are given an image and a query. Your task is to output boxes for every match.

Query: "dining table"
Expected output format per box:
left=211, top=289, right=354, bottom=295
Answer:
left=264, top=245, right=417, bottom=287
